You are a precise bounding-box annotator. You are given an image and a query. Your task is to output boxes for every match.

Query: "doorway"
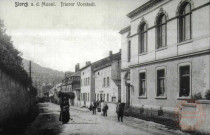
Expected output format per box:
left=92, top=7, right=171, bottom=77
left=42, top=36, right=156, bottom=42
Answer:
left=126, top=85, right=130, bottom=106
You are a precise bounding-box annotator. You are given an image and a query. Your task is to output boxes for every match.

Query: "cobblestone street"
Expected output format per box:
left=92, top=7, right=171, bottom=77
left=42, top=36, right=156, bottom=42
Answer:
left=2, top=103, right=188, bottom=135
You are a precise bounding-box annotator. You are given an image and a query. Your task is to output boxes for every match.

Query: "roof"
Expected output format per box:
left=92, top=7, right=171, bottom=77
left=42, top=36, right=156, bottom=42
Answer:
left=80, top=51, right=121, bottom=72
left=92, top=52, right=121, bottom=71
left=119, top=26, right=131, bottom=34
left=70, top=71, right=81, bottom=77
left=65, top=71, right=74, bottom=77
left=127, top=0, right=163, bottom=18
left=94, top=63, right=111, bottom=72
left=79, top=64, right=91, bottom=71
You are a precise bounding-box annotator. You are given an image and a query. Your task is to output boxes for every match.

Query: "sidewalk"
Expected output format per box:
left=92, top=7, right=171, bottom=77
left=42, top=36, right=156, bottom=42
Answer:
left=70, top=105, right=187, bottom=135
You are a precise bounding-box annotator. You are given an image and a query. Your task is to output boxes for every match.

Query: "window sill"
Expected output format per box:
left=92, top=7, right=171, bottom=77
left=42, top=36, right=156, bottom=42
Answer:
left=177, top=97, right=191, bottom=100
left=177, top=39, right=193, bottom=46
left=155, top=96, right=167, bottom=99
left=155, top=46, right=168, bottom=52
left=138, top=96, right=147, bottom=99
left=138, top=52, right=148, bottom=56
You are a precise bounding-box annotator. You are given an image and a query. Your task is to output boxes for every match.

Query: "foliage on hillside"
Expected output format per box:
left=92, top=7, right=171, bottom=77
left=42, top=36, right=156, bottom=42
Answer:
left=0, top=20, right=30, bottom=86
left=22, top=59, right=65, bottom=86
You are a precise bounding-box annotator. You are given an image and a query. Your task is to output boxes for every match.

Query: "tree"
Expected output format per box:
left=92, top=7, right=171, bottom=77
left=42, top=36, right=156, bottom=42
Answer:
left=0, top=19, right=30, bottom=86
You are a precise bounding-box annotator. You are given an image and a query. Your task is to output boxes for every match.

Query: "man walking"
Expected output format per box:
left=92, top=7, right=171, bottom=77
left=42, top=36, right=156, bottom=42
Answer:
left=92, top=100, right=97, bottom=115
left=116, top=100, right=125, bottom=122
left=102, top=103, right=108, bottom=117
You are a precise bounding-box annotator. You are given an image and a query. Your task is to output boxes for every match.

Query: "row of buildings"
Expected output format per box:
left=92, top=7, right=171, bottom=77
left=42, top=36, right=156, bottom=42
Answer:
left=52, top=0, right=210, bottom=117
left=52, top=51, right=121, bottom=107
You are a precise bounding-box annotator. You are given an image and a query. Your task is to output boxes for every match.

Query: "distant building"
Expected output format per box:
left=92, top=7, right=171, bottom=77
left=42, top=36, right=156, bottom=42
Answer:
left=80, top=61, right=94, bottom=107
left=49, top=83, right=62, bottom=104
left=59, top=66, right=81, bottom=106
left=60, top=71, right=74, bottom=93
left=68, top=64, right=81, bottom=106
left=41, top=82, right=53, bottom=100
left=80, top=50, right=121, bottom=107
left=94, top=51, right=121, bottom=103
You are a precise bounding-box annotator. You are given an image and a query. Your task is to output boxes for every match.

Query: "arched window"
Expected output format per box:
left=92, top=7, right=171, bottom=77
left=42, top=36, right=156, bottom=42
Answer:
left=179, top=2, right=191, bottom=42
left=139, top=22, right=147, bottom=53
left=157, top=14, right=167, bottom=49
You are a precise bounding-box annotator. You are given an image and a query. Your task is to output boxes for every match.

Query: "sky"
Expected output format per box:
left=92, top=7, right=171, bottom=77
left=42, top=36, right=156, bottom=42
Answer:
left=0, top=0, right=147, bottom=72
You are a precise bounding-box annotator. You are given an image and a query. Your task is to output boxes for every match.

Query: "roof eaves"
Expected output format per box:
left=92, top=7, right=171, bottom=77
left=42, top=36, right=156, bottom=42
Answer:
left=119, top=26, right=131, bottom=34
left=127, top=0, right=163, bottom=18
left=80, top=64, right=91, bottom=71
left=93, top=63, right=111, bottom=72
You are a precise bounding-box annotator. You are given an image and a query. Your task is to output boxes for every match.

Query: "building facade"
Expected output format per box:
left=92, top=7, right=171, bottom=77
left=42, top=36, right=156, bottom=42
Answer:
left=94, top=51, right=121, bottom=103
left=80, top=62, right=95, bottom=107
left=120, top=0, right=210, bottom=113
left=69, top=64, right=81, bottom=106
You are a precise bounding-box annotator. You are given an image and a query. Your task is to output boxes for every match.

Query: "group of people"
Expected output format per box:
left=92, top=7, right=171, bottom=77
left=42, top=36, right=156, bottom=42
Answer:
left=89, top=100, right=109, bottom=117
left=58, top=91, right=125, bottom=124
left=90, top=100, right=125, bottom=122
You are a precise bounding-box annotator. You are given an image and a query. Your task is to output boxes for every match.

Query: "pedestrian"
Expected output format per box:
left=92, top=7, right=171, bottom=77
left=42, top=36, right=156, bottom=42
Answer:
left=102, top=103, right=108, bottom=117
left=58, top=91, right=70, bottom=124
left=116, top=100, right=125, bottom=122
left=92, top=100, right=97, bottom=115
left=89, top=102, right=93, bottom=111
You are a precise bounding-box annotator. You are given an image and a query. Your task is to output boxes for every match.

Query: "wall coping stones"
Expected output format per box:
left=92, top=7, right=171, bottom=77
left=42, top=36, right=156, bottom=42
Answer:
left=196, top=100, right=210, bottom=104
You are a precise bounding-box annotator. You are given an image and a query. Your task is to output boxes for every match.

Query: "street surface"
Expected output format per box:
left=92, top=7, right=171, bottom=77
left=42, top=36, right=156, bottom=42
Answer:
left=5, top=103, right=188, bottom=135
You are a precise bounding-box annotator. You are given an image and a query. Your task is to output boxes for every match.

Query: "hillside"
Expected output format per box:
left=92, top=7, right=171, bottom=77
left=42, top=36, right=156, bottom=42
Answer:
left=22, top=59, right=67, bottom=86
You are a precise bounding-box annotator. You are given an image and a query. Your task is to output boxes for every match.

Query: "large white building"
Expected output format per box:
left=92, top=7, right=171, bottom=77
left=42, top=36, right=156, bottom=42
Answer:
left=120, top=0, right=210, bottom=117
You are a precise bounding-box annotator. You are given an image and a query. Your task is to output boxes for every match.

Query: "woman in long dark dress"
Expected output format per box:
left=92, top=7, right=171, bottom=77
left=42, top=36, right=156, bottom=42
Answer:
left=58, top=91, right=75, bottom=124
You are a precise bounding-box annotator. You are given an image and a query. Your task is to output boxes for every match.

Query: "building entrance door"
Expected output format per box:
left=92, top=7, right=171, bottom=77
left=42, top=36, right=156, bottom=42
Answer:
left=83, top=93, right=86, bottom=106
left=100, top=94, right=103, bottom=102
left=126, top=85, right=130, bottom=106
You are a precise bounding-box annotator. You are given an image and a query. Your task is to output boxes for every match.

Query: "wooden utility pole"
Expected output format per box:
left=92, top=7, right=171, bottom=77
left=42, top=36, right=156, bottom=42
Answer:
left=29, top=61, right=32, bottom=108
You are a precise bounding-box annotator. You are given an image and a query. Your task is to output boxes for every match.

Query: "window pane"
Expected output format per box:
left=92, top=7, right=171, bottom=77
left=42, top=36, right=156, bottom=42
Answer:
left=157, top=15, right=166, bottom=48
left=139, top=23, right=147, bottom=53
left=185, top=4, right=191, bottom=14
left=143, top=24, right=146, bottom=32
left=179, top=17, right=184, bottom=42
left=162, top=15, right=166, bottom=23
left=142, top=80, right=145, bottom=95
left=162, top=24, right=166, bottom=47
left=139, top=73, right=146, bottom=96
left=157, top=26, right=161, bottom=48
left=180, top=3, right=191, bottom=42
left=144, top=32, right=147, bottom=52
left=141, top=33, right=144, bottom=52
left=180, top=66, right=190, bottom=97
left=107, top=77, right=109, bottom=87
left=185, top=14, right=191, bottom=40
left=157, top=70, right=165, bottom=96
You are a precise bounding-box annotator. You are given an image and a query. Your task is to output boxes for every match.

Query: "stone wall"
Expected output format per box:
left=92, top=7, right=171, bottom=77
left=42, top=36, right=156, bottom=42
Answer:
left=0, top=69, right=30, bottom=127
left=180, top=100, right=210, bottom=134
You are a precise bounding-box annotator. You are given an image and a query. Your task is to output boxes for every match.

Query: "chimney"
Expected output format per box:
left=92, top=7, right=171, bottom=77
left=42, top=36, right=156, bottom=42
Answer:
left=77, top=63, right=80, bottom=71
left=109, top=51, right=113, bottom=61
left=86, top=61, right=91, bottom=66
left=119, top=49, right=121, bottom=53
left=109, top=51, right=113, bottom=56
left=75, top=63, right=80, bottom=72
